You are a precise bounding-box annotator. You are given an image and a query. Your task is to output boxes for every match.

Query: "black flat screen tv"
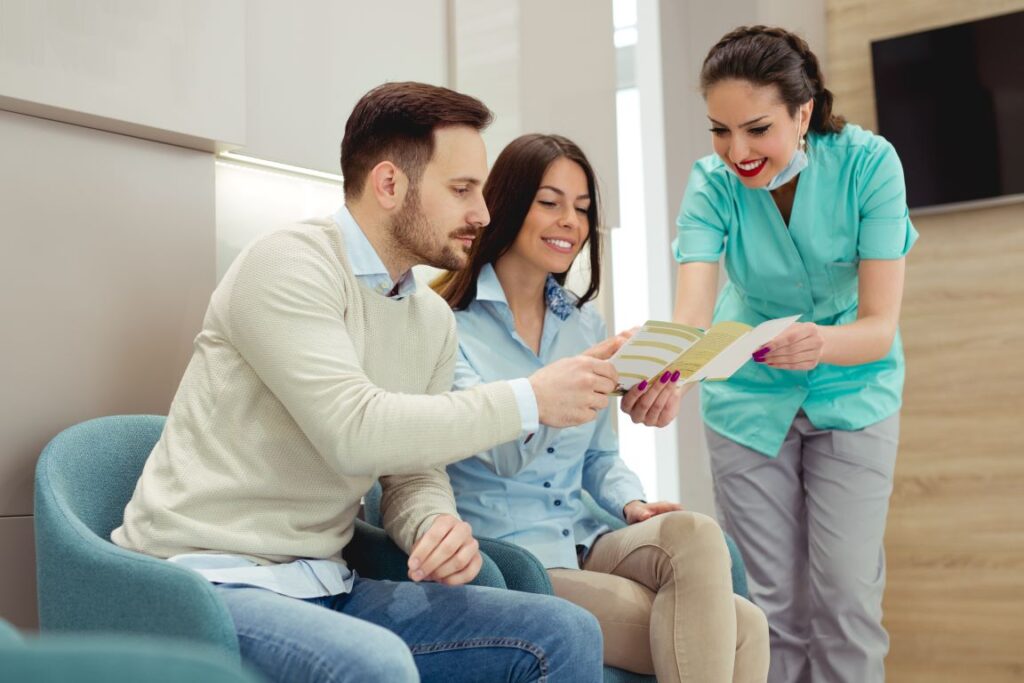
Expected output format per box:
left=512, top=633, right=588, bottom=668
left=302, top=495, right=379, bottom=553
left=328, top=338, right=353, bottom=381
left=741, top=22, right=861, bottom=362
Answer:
left=870, top=11, right=1024, bottom=211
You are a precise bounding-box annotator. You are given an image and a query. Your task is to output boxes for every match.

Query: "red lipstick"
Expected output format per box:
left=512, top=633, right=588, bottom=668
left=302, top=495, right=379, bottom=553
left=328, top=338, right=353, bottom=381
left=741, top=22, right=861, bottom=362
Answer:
left=734, top=158, right=767, bottom=178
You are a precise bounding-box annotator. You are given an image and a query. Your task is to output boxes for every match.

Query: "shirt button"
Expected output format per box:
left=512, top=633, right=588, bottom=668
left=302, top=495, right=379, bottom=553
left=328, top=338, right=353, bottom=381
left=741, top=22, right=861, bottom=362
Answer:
left=546, top=447, right=555, bottom=454
left=554, top=499, right=562, bottom=506
left=543, top=482, right=552, bottom=488
left=796, top=282, right=804, bottom=288
left=561, top=529, right=571, bottom=537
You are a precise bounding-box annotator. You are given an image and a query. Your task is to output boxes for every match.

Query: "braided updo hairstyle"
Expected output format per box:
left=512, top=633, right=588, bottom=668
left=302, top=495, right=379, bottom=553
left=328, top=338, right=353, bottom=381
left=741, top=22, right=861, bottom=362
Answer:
left=701, top=26, right=845, bottom=135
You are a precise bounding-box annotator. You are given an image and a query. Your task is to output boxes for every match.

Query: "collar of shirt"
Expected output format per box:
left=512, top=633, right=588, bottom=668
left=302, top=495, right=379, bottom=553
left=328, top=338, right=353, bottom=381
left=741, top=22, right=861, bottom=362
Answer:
left=476, top=263, right=575, bottom=320
left=333, top=205, right=417, bottom=299
left=475, top=263, right=577, bottom=361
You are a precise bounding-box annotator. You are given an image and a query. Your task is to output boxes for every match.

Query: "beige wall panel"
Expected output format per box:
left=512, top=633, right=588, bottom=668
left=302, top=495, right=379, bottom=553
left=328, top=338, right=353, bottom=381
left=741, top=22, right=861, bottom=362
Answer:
left=241, top=0, right=447, bottom=174
left=518, top=0, right=620, bottom=228
left=827, top=1, right=1024, bottom=680
left=453, top=0, right=521, bottom=167
left=0, top=110, right=215, bottom=517
left=0, top=516, right=36, bottom=629
left=0, top=0, right=245, bottom=151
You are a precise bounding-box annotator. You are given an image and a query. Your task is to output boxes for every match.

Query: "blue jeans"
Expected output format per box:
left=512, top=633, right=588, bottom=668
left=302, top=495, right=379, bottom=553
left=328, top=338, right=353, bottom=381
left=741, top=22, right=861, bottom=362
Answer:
left=216, top=577, right=603, bottom=683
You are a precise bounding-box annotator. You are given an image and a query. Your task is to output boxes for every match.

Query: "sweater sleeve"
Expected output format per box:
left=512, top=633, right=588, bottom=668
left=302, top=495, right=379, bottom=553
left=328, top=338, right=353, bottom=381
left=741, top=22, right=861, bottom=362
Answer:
left=378, top=317, right=462, bottom=553
left=226, top=229, right=523, bottom=478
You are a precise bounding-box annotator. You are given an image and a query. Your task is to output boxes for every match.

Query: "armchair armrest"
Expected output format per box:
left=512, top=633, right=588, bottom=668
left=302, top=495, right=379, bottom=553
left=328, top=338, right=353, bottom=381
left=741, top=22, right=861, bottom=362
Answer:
left=0, top=633, right=261, bottom=683
left=33, top=485, right=239, bottom=655
left=476, top=536, right=553, bottom=595
left=345, top=519, right=507, bottom=589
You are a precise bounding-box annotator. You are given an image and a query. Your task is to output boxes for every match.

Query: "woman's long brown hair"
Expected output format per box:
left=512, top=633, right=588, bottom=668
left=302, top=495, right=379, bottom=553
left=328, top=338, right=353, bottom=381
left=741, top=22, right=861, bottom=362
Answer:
left=433, top=133, right=602, bottom=311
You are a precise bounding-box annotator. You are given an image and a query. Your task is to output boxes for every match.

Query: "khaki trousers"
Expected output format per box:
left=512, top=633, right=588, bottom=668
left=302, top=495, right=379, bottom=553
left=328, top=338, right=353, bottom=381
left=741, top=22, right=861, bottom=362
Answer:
left=548, top=511, right=769, bottom=683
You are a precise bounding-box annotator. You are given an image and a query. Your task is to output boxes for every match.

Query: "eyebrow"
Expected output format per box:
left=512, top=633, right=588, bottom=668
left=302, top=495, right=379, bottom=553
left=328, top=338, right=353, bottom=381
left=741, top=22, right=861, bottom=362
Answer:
left=538, top=185, right=591, bottom=201
left=708, top=115, right=770, bottom=128
left=449, top=177, right=482, bottom=186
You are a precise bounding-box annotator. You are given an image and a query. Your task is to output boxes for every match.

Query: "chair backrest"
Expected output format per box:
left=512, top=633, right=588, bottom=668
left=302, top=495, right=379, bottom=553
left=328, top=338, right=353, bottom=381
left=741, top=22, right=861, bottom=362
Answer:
left=37, top=414, right=165, bottom=540
left=34, top=415, right=240, bottom=653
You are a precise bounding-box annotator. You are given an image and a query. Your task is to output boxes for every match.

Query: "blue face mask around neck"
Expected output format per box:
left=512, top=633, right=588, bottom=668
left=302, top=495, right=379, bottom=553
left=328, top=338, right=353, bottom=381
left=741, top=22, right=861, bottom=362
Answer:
left=763, top=146, right=807, bottom=191
left=763, top=114, right=808, bottom=191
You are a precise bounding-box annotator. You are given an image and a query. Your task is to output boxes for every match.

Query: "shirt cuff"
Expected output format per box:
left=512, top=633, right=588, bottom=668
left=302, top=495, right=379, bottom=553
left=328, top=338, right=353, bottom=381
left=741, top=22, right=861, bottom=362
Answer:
left=508, top=377, right=539, bottom=435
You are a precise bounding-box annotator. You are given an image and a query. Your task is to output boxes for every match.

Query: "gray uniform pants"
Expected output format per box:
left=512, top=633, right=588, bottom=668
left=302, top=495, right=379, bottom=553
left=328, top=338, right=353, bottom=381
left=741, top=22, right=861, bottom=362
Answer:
left=706, top=411, right=900, bottom=683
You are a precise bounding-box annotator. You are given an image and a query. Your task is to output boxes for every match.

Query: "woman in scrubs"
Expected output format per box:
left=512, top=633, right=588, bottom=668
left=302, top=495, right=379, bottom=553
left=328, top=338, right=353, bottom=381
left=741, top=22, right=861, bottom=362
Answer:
left=672, top=26, right=917, bottom=683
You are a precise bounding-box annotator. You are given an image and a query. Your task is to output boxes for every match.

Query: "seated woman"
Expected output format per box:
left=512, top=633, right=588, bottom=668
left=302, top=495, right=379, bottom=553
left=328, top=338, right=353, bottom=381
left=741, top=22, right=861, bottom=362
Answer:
left=433, top=134, right=769, bottom=683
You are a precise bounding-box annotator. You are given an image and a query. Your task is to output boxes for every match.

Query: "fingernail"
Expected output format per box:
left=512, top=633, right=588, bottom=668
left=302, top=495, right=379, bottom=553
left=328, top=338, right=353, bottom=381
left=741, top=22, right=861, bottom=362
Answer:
left=660, top=371, right=670, bottom=384
left=670, top=370, right=681, bottom=382
left=413, top=570, right=423, bottom=580
left=409, top=558, right=420, bottom=570
left=637, top=380, right=648, bottom=392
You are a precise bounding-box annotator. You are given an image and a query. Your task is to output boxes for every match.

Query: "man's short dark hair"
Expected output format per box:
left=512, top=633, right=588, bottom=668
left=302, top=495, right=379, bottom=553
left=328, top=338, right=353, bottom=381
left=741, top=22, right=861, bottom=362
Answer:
left=340, top=82, right=494, bottom=199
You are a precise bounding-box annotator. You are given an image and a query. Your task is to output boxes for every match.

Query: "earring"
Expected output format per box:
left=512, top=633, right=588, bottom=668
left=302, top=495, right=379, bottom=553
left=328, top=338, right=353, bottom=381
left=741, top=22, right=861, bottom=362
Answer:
left=799, top=135, right=807, bottom=151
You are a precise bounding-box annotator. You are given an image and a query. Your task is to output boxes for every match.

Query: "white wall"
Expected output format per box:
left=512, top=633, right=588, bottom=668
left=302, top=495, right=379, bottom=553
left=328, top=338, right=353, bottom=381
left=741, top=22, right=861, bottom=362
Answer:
left=241, top=0, right=449, bottom=174
left=0, top=0, right=245, bottom=151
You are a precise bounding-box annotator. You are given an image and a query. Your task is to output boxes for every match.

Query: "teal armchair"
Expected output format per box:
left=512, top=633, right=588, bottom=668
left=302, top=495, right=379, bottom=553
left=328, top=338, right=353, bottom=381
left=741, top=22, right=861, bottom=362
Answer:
left=33, top=415, right=506, bottom=659
left=0, top=617, right=263, bottom=683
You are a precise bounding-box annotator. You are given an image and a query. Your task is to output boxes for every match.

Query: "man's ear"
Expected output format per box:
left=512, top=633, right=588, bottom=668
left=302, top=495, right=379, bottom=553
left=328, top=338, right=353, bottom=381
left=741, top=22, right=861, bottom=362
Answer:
left=367, top=161, right=408, bottom=210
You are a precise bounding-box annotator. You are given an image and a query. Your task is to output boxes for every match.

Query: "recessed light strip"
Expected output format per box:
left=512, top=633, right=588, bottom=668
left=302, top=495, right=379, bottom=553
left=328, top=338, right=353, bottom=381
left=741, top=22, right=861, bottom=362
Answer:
left=217, top=151, right=344, bottom=184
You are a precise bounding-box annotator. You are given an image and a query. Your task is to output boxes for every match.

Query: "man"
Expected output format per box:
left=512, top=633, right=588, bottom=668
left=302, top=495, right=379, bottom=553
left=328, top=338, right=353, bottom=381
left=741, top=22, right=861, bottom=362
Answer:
left=112, top=82, right=617, bottom=682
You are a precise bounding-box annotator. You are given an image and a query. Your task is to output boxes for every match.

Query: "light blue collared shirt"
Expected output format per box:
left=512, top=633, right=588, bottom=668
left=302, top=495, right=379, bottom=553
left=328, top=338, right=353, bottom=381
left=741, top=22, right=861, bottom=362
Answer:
left=446, top=264, right=646, bottom=569
left=333, top=205, right=418, bottom=298
left=174, top=209, right=536, bottom=597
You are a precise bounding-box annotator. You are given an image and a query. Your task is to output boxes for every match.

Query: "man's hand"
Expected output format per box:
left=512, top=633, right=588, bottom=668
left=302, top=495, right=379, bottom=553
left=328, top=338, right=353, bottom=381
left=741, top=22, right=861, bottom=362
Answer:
left=623, top=500, right=683, bottom=524
left=407, top=514, right=481, bottom=586
left=620, top=371, right=690, bottom=427
left=529, top=356, right=618, bottom=428
left=754, top=322, right=825, bottom=370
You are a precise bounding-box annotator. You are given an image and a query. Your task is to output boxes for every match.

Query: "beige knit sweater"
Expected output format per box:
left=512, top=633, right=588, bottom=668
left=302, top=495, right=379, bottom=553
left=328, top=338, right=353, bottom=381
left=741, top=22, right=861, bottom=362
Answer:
left=112, top=218, right=522, bottom=565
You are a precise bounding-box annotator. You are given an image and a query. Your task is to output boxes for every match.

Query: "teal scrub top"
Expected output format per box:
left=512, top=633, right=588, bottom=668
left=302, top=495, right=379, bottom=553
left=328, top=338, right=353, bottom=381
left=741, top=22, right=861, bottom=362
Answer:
left=673, top=123, right=919, bottom=457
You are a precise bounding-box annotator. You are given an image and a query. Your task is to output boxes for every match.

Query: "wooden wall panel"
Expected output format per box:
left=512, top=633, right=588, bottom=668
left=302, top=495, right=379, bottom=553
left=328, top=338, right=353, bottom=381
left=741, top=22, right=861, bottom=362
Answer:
left=826, top=1, right=1024, bottom=681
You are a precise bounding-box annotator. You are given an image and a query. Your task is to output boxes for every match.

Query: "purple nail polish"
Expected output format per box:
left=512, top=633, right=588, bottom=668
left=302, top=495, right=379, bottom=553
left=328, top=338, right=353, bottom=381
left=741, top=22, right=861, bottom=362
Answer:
left=660, top=371, right=670, bottom=383
left=670, top=370, right=681, bottom=382
left=637, top=380, right=648, bottom=392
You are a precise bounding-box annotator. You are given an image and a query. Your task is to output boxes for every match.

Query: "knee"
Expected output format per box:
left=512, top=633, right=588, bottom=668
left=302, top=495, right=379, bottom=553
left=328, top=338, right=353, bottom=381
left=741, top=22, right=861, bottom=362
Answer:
left=734, top=597, right=770, bottom=680
left=330, top=631, right=417, bottom=683
left=815, top=550, right=886, bottom=611
left=534, top=595, right=603, bottom=663
left=656, top=511, right=730, bottom=566
left=363, top=649, right=418, bottom=683
left=736, top=596, right=769, bottom=648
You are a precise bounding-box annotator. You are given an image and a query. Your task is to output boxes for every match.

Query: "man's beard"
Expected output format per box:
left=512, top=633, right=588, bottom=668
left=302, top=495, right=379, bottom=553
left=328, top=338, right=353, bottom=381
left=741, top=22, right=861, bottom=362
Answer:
left=391, top=187, right=476, bottom=271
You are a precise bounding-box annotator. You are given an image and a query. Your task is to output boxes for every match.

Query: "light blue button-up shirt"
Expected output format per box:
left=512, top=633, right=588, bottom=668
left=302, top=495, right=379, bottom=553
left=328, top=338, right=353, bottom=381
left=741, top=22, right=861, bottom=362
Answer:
left=172, top=208, right=536, bottom=596
left=447, top=264, right=646, bottom=569
left=674, top=123, right=919, bottom=457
